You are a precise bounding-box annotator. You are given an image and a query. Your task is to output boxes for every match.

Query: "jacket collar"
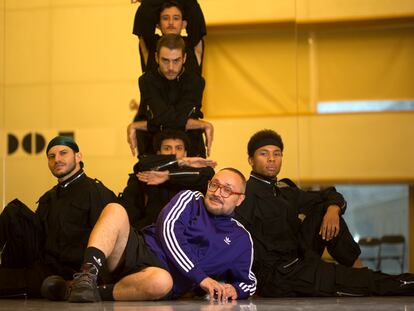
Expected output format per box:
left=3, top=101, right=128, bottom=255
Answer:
left=58, top=169, right=85, bottom=189
left=249, top=171, right=280, bottom=196
left=250, top=171, right=277, bottom=185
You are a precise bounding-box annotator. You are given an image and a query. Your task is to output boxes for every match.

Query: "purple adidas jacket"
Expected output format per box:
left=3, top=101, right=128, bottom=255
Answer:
left=142, top=190, right=256, bottom=299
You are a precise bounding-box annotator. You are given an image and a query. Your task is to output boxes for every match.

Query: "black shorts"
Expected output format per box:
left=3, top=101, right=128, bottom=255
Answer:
left=112, top=227, right=165, bottom=282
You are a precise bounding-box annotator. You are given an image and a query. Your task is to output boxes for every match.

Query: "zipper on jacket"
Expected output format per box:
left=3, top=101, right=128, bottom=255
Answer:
left=146, top=105, right=153, bottom=120
left=283, top=257, right=299, bottom=269
left=187, top=106, right=196, bottom=118
left=401, top=280, right=414, bottom=287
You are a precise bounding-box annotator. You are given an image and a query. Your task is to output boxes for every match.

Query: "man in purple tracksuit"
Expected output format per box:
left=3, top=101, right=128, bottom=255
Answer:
left=42, top=168, right=256, bottom=302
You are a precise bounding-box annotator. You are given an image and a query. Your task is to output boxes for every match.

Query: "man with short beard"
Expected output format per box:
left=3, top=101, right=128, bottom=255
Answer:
left=0, top=136, right=117, bottom=298
left=133, top=0, right=206, bottom=74
left=42, top=168, right=256, bottom=302
left=128, top=34, right=213, bottom=158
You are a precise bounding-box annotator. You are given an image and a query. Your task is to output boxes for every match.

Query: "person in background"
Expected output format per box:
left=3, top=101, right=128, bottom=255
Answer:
left=0, top=136, right=117, bottom=298
left=133, top=0, right=206, bottom=74
left=120, top=129, right=215, bottom=228
left=128, top=34, right=213, bottom=158
left=235, top=129, right=414, bottom=297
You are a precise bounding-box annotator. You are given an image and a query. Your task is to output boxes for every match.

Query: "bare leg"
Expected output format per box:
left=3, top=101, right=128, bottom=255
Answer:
left=87, top=203, right=130, bottom=272
left=83, top=203, right=173, bottom=301
left=113, top=267, right=173, bottom=300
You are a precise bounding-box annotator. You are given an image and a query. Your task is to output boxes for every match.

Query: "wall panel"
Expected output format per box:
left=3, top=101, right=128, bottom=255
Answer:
left=4, top=8, right=50, bottom=85
left=316, top=25, right=414, bottom=101
left=204, top=26, right=297, bottom=117
left=297, top=0, right=414, bottom=22
left=199, top=0, right=295, bottom=25
left=51, top=5, right=137, bottom=82
left=50, top=82, right=136, bottom=129
left=4, top=85, right=50, bottom=128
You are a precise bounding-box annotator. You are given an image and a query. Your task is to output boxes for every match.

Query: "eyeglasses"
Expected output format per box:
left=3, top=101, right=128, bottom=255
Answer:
left=207, top=181, right=244, bottom=198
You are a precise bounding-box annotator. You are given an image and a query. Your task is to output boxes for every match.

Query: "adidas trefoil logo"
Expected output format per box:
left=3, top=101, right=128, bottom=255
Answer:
left=93, top=256, right=102, bottom=267
left=224, top=236, right=231, bottom=245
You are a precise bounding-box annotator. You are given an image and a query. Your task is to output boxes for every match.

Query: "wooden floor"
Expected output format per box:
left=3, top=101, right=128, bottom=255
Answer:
left=1, top=296, right=414, bottom=311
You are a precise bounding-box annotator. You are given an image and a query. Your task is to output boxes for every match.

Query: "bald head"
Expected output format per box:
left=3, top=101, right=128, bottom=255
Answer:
left=204, top=168, right=246, bottom=216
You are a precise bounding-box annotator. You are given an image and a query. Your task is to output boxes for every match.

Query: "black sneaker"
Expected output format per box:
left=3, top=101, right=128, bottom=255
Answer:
left=41, top=275, right=70, bottom=301
left=68, top=264, right=100, bottom=303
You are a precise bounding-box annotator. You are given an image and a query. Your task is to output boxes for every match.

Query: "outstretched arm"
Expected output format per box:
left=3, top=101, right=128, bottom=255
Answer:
left=137, top=157, right=215, bottom=190
left=185, top=119, right=214, bottom=156
left=127, top=121, right=148, bottom=156
left=194, top=39, right=203, bottom=67
left=177, top=157, right=216, bottom=168
left=139, top=37, right=149, bottom=69
left=137, top=170, right=169, bottom=185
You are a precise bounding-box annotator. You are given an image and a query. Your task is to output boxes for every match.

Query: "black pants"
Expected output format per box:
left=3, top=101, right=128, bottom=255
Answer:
left=258, top=253, right=414, bottom=297
left=1, top=199, right=44, bottom=298
left=0, top=199, right=42, bottom=268
left=118, top=174, right=144, bottom=228
left=111, top=228, right=165, bottom=283
left=300, top=208, right=361, bottom=266
left=0, top=262, right=53, bottom=298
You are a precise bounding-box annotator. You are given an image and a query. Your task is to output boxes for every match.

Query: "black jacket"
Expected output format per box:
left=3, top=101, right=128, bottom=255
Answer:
left=36, top=169, right=117, bottom=277
left=136, top=67, right=204, bottom=131
left=120, top=154, right=214, bottom=229
left=234, top=172, right=346, bottom=274
left=135, top=68, right=206, bottom=157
